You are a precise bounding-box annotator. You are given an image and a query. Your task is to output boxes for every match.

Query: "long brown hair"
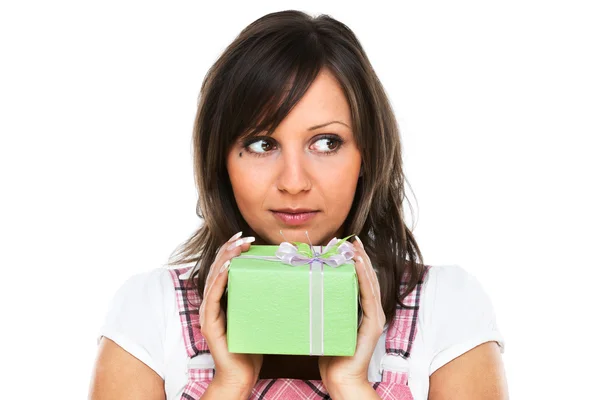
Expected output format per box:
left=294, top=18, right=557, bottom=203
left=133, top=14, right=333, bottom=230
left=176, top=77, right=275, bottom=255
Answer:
left=168, top=10, right=426, bottom=327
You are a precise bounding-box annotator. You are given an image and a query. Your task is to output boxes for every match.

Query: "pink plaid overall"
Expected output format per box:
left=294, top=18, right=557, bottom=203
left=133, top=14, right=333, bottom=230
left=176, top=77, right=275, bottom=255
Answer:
left=169, top=264, right=430, bottom=399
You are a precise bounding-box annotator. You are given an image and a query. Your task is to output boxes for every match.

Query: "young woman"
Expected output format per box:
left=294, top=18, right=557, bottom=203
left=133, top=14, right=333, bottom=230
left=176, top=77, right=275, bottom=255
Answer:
left=89, top=10, right=508, bottom=400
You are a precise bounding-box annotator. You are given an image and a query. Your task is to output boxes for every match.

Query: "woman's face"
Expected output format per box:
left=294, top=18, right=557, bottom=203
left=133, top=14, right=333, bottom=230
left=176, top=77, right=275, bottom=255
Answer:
left=226, top=68, right=362, bottom=246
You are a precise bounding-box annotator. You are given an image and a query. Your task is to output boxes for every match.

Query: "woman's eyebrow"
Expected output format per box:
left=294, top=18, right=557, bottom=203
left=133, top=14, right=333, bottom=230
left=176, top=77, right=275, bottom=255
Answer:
left=308, top=120, right=350, bottom=130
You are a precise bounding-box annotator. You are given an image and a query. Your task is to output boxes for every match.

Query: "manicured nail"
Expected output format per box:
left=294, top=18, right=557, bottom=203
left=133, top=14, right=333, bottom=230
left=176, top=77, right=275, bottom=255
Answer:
left=226, top=236, right=255, bottom=250
left=355, top=236, right=364, bottom=249
left=228, top=231, right=243, bottom=242
left=357, top=255, right=364, bottom=264
left=219, top=260, right=231, bottom=274
left=227, top=239, right=242, bottom=251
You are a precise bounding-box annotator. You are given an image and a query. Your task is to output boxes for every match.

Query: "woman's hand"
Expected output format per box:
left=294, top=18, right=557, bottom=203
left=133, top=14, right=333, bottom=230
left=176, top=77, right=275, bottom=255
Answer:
left=318, top=236, right=385, bottom=398
left=199, top=231, right=263, bottom=395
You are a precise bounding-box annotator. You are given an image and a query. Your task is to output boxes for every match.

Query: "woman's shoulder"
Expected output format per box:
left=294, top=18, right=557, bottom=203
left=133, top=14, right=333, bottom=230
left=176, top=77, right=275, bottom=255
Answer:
left=99, top=267, right=180, bottom=330
left=419, top=264, right=506, bottom=374
left=123, top=263, right=199, bottom=287
left=97, top=266, right=187, bottom=379
left=421, top=264, right=476, bottom=290
left=421, top=264, right=499, bottom=312
left=111, top=266, right=179, bottom=300
left=420, top=263, right=499, bottom=314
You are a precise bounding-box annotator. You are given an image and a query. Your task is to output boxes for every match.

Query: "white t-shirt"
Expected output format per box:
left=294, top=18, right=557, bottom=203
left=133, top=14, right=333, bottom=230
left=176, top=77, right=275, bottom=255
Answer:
left=97, top=264, right=505, bottom=399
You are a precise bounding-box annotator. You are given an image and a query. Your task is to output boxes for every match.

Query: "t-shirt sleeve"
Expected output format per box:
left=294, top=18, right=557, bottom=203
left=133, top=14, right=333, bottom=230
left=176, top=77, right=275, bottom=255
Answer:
left=426, top=265, right=506, bottom=375
left=97, top=267, right=171, bottom=379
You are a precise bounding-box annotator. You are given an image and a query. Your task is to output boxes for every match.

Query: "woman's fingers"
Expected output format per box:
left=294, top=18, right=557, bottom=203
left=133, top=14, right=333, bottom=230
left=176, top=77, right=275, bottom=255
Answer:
left=353, top=238, right=381, bottom=301
left=351, top=243, right=386, bottom=363
left=199, top=235, right=264, bottom=382
left=201, top=235, right=255, bottom=326
left=227, top=231, right=244, bottom=243
left=353, top=238, right=381, bottom=303
left=216, top=231, right=243, bottom=254
left=354, top=255, right=381, bottom=328
left=352, top=238, right=385, bottom=331
left=201, top=259, right=231, bottom=324
left=204, top=232, right=244, bottom=297
left=205, top=234, right=254, bottom=295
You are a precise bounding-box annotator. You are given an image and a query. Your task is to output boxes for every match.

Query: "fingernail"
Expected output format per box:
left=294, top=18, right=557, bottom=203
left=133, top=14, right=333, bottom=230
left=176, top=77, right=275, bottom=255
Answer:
left=357, top=255, right=364, bottom=264
left=219, top=260, right=231, bottom=274
left=228, top=231, right=243, bottom=242
left=355, top=236, right=364, bottom=249
left=226, top=236, right=255, bottom=250
left=227, top=239, right=242, bottom=251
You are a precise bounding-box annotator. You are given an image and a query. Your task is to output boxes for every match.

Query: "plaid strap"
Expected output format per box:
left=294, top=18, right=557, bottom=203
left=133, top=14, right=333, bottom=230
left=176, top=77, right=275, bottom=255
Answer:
left=181, top=368, right=214, bottom=399
left=169, top=267, right=209, bottom=357
left=377, top=264, right=431, bottom=395
left=385, top=265, right=431, bottom=357
left=169, top=265, right=430, bottom=399
left=248, top=378, right=414, bottom=400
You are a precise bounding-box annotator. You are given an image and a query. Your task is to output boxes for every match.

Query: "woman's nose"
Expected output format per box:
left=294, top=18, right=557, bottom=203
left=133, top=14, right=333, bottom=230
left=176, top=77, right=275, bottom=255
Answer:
left=275, top=150, right=312, bottom=194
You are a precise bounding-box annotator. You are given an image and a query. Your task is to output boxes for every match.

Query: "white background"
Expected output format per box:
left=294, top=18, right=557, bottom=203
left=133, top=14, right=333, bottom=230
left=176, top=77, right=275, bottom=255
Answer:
left=1, top=1, right=598, bottom=398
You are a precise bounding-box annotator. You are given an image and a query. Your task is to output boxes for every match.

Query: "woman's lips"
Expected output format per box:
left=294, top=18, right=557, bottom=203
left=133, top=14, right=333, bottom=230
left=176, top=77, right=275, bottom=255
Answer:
left=271, top=211, right=319, bottom=226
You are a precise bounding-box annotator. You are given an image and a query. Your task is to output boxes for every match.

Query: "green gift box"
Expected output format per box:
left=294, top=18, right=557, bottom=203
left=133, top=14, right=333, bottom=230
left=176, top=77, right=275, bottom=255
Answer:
left=226, top=239, right=358, bottom=356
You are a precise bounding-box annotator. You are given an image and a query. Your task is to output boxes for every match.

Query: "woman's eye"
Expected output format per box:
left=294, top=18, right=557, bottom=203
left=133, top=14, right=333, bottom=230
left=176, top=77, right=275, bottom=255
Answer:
left=312, top=136, right=342, bottom=153
left=243, top=135, right=343, bottom=156
left=247, top=138, right=275, bottom=154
